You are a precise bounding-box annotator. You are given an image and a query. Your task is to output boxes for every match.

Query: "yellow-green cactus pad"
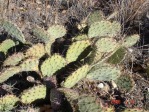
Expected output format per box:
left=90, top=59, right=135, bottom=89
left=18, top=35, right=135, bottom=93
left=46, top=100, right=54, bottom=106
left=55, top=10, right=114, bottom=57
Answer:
left=0, top=95, right=19, bottom=112
left=87, top=10, right=105, bottom=25
left=1, top=20, right=26, bottom=43
left=41, top=54, right=66, bottom=77
left=0, top=39, right=15, bottom=54
left=19, top=58, right=39, bottom=72
left=87, top=63, right=121, bottom=81
left=95, top=38, right=119, bottom=53
left=122, top=34, right=140, bottom=47
left=47, top=25, right=66, bottom=40
left=33, top=26, right=50, bottom=43
left=0, top=67, right=21, bottom=83
left=74, top=34, right=89, bottom=41
left=88, top=21, right=121, bottom=38
left=66, top=40, right=91, bottom=63
left=107, top=47, right=126, bottom=64
left=20, top=85, right=46, bottom=104
left=25, top=43, right=46, bottom=59
left=78, top=95, right=102, bottom=112
left=45, top=41, right=53, bottom=55
left=3, top=52, right=24, bottom=66
left=62, top=65, right=89, bottom=88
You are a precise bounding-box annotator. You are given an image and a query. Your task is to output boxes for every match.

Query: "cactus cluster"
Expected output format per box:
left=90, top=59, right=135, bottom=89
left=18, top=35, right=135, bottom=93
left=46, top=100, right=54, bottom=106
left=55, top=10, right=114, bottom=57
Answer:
left=0, top=8, right=144, bottom=112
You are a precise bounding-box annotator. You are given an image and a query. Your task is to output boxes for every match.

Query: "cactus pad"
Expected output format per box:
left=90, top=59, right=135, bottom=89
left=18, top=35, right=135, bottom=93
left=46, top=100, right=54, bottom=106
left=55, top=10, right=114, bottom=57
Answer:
left=25, top=43, right=46, bottom=59
left=107, top=47, right=126, bottom=64
left=0, top=39, right=15, bottom=54
left=77, top=95, right=102, bottom=112
left=122, top=34, right=140, bottom=47
left=3, top=52, right=24, bottom=66
left=0, top=95, right=19, bottom=111
left=95, top=38, right=118, bottom=53
left=115, top=74, right=134, bottom=92
left=88, top=21, right=121, bottom=38
left=0, top=67, right=21, bottom=83
left=87, top=63, right=121, bottom=81
left=62, top=65, right=89, bottom=88
left=1, top=20, right=26, bottom=43
left=20, top=58, right=39, bottom=72
left=20, top=85, right=46, bottom=104
left=66, top=40, right=91, bottom=63
left=87, top=10, right=105, bottom=25
left=74, top=34, right=89, bottom=41
left=33, top=26, right=50, bottom=43
left=47, top=25, right=66, bottom=40
left=41, top=54, right=66, bottom=77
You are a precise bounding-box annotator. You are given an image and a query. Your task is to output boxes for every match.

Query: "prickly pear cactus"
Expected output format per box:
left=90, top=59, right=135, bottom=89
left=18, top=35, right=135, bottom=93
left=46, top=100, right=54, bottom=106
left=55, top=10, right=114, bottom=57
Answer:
left=62, top=64, right=89, bottom=88
left=25, top=43, right=46, bottom=59
left=41, top=54, right=66, bottom=77
left=3, top=52, right=24, bottom=66
left=0, top=39, right=16, bottom=54
left=87, top=10, right=105, bottom=25
left=19, top=58, right=39, bottom=72
left=107, top=47, right=126, bottom=64
left=0, top=67, right=21, bottom=83
left=115, top=74, right=134, bottom=92
left=87, top=63, right=121, bottom=81
left=122, top=34, right=140, bottom=47
left=66, top=40, right=91, bottom=63
left=95, top=37, right=119, bottom=53
left=47, top=25, right=66, bottom=40
left=77, top=95, right=102, bottom=112
left=20, top=85, right=46, bottom=104
left=0, top=95, right=19, bottom=112
left=88, top=21, right=121, bottom=38
left=33, top=26, right=50, bottom=43
left=0, top=20, right=26, bottom=43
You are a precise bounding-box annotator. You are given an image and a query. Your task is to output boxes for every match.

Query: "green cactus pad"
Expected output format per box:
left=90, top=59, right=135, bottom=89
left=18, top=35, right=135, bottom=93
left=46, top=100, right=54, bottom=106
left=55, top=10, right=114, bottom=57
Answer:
left=107, top=47, right=126, bottom=64
left=19, top=58, right=39, bottom=72
left=41, top=54, right=66, bottom=77
left=66, top=40, right=91, bottom=63
left=58, top=88, right=79, bottom=100
left=87, top=10, right=105, bottom=25
left=20, top=85, right=46, bottom=104
left=87, top=63, right=121, bottom=81
left=74, top=34, right=89, bottom=41
left=62, top=65, right=90, bottom=88
left=122, top=34, right=140, bottom=47
left=25, top=43, right=46, bottom=59
left=0, top=67, right=21, bottom=83
left=47, top=25, right=66, bottom=40
left=33, top=26, right=50, bottom=43
left=0, top=95, right=19, bottom=112
left=115, top=74, right=134, bottom=92
left=1, top=20, right=26, bottom=43
left=77, top=95, right=102, bottom=112
left=95, top=38, right=119, bottom=53
left=3, top=52, right=24, bottom=66
left=0, top=39, right=16, bottom=54
left=88, top=21, right=121, bottom=38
